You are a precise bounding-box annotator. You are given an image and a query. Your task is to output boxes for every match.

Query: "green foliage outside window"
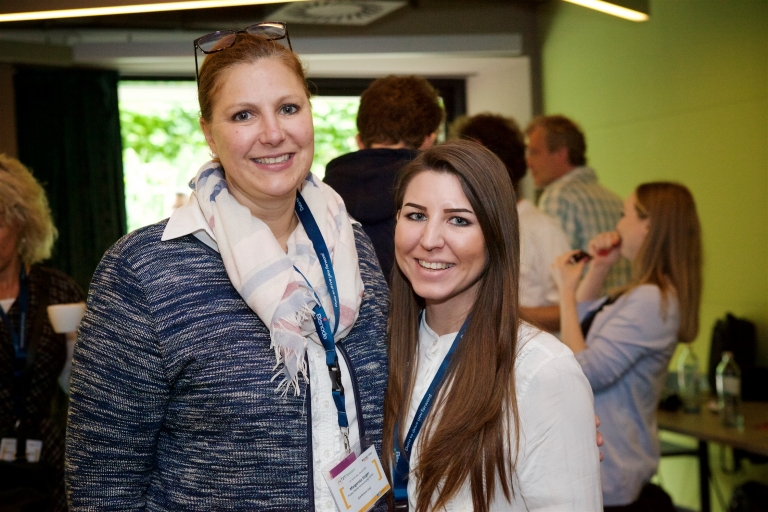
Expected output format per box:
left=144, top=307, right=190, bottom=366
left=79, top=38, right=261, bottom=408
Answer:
left=121, top=107, right=207, bottom=164
left=310, top=97, right=359, bottom=176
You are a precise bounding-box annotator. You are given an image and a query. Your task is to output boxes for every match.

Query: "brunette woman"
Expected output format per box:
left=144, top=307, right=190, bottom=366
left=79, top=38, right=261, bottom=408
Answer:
left=553, top=182, right=702, bottom=510
left=383, top=140, right=602, bottom=511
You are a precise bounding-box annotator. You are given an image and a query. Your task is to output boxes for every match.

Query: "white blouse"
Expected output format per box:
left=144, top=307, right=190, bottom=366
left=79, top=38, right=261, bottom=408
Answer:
left=405, top=318, right=602, bottom=511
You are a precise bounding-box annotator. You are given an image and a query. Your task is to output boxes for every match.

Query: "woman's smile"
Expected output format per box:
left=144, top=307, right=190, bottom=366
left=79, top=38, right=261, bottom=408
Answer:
left=417, top=259, right=456, bottom=271
left=252, top=153, right=292, bottom=165
left=395, top=170, right=487, bottom=314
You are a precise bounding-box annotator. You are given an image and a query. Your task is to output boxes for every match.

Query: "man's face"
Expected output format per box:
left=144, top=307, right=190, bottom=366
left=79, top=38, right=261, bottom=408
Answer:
left=525, top=126, right=568, bottom=188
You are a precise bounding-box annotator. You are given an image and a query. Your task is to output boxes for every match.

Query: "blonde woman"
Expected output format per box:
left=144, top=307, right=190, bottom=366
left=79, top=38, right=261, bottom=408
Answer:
left=0, top=154, right=84, bottom=511
left=66, top=29, right=388, bottom=509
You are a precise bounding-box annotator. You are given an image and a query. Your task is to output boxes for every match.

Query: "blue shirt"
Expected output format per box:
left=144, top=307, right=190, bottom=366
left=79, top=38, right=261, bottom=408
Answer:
left=575, top=284, right=679, bottom=506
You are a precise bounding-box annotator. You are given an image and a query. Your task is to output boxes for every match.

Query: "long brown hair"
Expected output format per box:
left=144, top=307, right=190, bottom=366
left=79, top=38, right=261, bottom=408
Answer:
left=382, top=140, right=521, bottom=512
left=624, top=182, right=702, bottom=342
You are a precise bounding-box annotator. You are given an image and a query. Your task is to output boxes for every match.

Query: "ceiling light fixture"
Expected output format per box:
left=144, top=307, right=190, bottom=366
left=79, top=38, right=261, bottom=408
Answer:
left=0, top=0, right=307, bottom=23
left=270, top=1, right=406, bottom=26
left=563, top=0, right=649, bottom=22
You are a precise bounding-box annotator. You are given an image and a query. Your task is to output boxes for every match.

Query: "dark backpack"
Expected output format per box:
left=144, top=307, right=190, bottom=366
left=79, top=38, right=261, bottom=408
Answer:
left=708, top=313, right=768, bottom=401
left=729, top=481, right=768, bottom=512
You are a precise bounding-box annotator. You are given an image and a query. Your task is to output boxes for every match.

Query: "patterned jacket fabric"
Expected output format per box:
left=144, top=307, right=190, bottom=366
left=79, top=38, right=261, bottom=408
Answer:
left=538, top=166, right=632, bottom=290
left=1, top=265, right=84, bottom=512
left=65, top=221, right=389, bottom=510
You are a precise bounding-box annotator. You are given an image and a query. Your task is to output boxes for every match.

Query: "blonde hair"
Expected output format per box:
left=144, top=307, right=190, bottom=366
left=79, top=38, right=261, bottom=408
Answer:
left=622, top=182, right=702, bottom=342
left=0, top=154, right=57, bottom=266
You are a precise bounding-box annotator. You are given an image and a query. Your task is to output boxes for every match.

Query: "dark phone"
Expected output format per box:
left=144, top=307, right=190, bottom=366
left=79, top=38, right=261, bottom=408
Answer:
left=569, top=250, right=591, bottom=264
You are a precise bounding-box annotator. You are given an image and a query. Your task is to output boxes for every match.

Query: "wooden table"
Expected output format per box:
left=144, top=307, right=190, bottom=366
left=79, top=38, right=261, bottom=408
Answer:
left=657, top=402, right=768, bottom=512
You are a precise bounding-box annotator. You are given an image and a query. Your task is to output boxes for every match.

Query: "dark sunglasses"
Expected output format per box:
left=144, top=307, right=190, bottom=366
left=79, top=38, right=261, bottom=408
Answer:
left=193, top=21, right=292, bottom=83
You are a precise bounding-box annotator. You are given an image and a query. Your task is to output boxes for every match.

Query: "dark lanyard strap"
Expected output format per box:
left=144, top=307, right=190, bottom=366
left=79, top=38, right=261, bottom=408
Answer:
left=294, top=192, right=349, bottom=447
left=295, top=191, right=340, bottom=332
left=579, top=293, right=622, bottom=337
left=0, top=265, right=29, bottom=364
left=0, top=265, right=30, bottom=429
left=392, top=314, right=470, bottom=506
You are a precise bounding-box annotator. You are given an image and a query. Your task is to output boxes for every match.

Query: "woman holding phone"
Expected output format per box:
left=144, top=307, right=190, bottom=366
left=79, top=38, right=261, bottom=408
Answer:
left=383, top=140, right=601, bottom=511
left=553, top=182, right=702, bottom=510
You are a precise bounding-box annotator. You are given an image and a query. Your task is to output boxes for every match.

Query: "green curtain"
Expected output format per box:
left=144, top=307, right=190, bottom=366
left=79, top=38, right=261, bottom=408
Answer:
left=14, top=66, right=127, bottom=292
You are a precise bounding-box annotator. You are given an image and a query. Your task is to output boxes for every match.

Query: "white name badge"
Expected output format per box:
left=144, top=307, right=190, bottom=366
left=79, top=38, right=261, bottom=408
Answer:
left=0, top=438, right=43, bottom=462
left=323, top=444, right=390, bottom=512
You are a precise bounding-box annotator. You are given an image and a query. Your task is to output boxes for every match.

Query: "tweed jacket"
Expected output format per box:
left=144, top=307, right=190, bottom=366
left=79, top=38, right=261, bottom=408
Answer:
left=65, top=221, right=389, bottom=511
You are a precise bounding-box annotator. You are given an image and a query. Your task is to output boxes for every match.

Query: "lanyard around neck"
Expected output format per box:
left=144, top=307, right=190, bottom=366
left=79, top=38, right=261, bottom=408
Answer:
left=0, top=265, right=29, bottom=362
left=392, top=314, right=471, bottom=506
left=294, top=191, right=349, bottom=448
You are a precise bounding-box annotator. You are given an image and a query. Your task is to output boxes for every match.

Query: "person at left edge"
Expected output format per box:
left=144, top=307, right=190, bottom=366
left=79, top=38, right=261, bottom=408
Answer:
left=0, top=154, right=84, bottom=512
left=65, top=27, right=388, bottom=510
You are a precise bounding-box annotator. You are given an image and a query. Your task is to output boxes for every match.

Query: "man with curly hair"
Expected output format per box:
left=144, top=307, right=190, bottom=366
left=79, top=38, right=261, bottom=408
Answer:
left=324, top=75, right=444, bottom=281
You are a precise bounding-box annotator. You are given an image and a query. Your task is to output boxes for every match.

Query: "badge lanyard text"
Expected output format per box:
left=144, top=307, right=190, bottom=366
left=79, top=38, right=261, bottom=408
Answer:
left=294, top=192, right=350, bottom=451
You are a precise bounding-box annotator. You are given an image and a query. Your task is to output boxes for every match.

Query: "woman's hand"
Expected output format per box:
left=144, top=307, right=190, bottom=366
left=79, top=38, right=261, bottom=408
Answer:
left=552, top=249, right=588, bottom=298
left=596, top=415, right=604, bottom=462
left=587, top=231, right=622, bottom=268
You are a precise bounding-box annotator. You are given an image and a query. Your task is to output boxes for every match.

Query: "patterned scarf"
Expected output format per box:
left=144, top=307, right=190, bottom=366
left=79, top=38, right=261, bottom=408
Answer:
left=191, top=161, right=364, bottom=394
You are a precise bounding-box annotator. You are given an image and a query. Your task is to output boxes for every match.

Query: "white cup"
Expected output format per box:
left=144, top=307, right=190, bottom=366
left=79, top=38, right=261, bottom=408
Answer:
left=47, top=302, right=86, bottom=334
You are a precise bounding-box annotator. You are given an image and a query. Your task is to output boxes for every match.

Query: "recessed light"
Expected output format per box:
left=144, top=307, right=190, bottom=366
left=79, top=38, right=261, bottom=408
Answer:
left=563, top=0, right=649, bottom=22
left=270, top=1, right=406, bottom=26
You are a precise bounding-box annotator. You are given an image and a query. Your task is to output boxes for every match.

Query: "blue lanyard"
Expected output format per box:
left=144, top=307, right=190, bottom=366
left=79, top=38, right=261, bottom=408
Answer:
left=294, top=191, right=349, bottom=448
left=0, top=265, right=29, bottom=365
left=392, top=314, right=470, bottom=506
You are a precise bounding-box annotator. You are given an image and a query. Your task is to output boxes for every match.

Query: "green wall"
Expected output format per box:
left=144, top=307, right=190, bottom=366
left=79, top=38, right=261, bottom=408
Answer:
left=540, top=0, right=768, bottom=363
left=539, top=1, right=768, bottom=510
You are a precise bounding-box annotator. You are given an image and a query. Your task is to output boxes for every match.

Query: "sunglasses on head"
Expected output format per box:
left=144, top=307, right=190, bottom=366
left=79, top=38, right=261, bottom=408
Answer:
left=193, top=21, right=291, bottom=83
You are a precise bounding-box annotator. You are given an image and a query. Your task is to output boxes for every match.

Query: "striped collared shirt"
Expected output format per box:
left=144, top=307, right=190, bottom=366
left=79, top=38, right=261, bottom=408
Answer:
left=538, top=166, right=632, bottom=291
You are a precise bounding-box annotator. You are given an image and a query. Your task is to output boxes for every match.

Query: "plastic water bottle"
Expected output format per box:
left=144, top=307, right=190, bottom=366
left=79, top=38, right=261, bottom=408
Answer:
left=677, top=345, right=700, bottom=413
left=716, top=351, right=744, bottom=428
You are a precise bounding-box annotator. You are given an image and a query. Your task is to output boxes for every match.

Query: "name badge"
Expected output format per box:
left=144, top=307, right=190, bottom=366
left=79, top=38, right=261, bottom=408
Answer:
left=0, top=438, right=43, bottom=462
left=323, top=441, right=390, bottom=512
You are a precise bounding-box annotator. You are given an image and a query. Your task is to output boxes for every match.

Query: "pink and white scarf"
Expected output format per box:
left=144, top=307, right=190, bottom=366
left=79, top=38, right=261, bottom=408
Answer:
left=191, top=162, right=364, bottom=394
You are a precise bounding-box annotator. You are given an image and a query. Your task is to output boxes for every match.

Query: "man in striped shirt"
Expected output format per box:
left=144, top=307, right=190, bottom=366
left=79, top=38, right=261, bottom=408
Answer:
left=525, top=115, right=631, bottom=291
